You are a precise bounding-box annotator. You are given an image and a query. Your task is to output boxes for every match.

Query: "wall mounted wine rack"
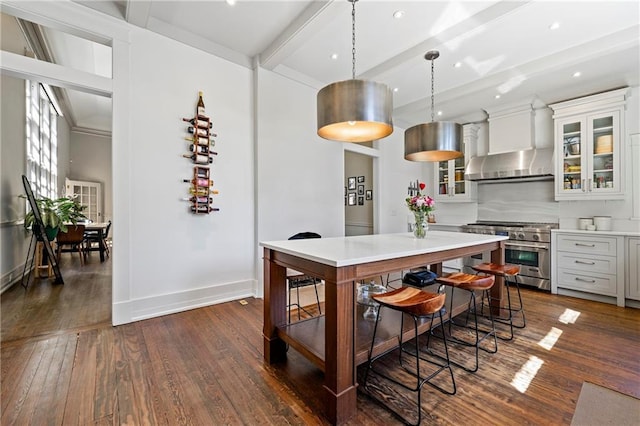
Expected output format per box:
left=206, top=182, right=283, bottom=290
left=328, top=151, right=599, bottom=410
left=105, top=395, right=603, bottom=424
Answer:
left=182, top=91, right=219, bottom=214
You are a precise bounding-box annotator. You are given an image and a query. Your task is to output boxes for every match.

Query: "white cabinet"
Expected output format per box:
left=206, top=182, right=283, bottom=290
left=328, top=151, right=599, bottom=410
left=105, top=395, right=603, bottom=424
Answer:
left=550, top=88, right=628, bottom=201
left=433, top=124, right=477, bottom=202
left=627, top=237, right=640, bottom=301
left=552, top=231, right=625, bottom=306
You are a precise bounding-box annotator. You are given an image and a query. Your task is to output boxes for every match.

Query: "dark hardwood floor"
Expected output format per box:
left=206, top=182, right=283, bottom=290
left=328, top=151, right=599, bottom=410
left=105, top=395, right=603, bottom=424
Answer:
left=2, top=256, right=639, bottom=425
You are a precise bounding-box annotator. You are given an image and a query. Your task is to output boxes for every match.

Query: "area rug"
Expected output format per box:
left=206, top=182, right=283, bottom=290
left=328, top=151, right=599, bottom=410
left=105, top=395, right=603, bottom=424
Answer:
left=571, top=382, right=640, bottom=425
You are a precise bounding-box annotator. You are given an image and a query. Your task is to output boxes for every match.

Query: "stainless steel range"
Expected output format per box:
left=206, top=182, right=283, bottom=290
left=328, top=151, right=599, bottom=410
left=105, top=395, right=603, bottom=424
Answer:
left=461, top=221, right=558, bottom=291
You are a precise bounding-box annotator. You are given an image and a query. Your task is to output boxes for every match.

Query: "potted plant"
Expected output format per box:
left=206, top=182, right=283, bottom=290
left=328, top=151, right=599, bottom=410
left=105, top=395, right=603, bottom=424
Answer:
left=21, top=195, right=88, bottom=241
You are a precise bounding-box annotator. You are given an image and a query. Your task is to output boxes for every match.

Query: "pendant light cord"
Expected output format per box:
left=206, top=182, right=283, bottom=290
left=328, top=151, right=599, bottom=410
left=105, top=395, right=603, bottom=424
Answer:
left=351, top=0, right=356, bottom=80
left=430, top=57, right=435, bottom=123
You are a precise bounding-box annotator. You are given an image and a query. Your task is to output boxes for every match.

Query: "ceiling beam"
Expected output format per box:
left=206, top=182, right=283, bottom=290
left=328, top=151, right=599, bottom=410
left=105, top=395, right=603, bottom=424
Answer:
left=360, top=0, right=532, bottom=80
left=1, top=50, right=112, bottom=97
left=259, top=0, right=337, bottom=71
left=125, top=0, right=152, bottom=28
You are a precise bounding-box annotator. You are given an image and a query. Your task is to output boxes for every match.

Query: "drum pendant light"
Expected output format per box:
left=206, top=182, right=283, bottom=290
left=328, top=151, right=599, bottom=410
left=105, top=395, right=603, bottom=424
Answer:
left=317, top=0, right=393, bottom=143
left=405, top=51, right=463, bottom=161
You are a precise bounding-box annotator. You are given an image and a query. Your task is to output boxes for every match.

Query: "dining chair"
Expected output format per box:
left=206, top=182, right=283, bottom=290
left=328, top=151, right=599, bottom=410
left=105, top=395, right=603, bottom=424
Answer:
left=287, top=232, right=323, bottom=322
left=85, top=220, right=111, bottom=258
left=56, top=224, right=86, bottom=265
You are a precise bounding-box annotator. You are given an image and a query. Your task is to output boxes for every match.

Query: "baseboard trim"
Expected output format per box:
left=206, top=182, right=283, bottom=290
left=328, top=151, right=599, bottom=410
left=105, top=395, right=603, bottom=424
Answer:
left=112, top=278, right=257, bottom=325
left=1, top=262, right=28, bottom=294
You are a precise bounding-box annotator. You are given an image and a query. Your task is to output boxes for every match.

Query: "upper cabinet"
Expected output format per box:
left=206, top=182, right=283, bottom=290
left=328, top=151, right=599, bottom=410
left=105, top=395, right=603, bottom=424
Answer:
left=550, top=88, right=628, bottom=201
left=434, top=124, right=477, bottom=202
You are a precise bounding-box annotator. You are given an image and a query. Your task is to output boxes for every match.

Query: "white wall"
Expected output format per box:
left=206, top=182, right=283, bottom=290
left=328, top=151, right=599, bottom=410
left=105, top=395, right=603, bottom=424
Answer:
left=254, top=67, right=344, bottom=297
left=68, top=131, right=112, bottom=222
left=115, top=27, right=255, bottom=320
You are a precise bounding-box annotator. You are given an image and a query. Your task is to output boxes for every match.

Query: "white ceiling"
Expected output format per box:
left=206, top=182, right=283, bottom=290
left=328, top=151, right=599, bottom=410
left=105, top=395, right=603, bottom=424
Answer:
left=48, top=0, right=640, bottom=134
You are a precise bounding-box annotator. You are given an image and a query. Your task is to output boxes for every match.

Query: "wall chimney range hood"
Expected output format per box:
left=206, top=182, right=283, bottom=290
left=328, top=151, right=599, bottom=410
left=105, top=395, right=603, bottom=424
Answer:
left=464, top=148, right=554, bottom=182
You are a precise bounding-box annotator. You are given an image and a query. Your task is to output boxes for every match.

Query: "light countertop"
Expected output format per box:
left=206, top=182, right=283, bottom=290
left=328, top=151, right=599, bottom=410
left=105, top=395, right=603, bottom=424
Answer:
left=260, top=231, right=507, bottom=267
left=552, top=229, right=640, bottom=237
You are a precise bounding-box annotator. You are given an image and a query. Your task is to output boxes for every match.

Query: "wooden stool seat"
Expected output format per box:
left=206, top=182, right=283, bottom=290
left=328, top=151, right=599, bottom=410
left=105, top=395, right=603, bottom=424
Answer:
left=472, top=262, right=520, bottom=277
left=436, top=272, right=494, bottom=291
left=373, top=287, right=445, bottom=317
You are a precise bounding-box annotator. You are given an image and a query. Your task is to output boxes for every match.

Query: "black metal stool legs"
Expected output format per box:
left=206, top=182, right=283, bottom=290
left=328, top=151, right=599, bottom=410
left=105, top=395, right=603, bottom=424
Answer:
left=364, top=308, right=456, bottom=425
left=479, top=275, right=526, bottom=341
left=437, top=287, right=498, bottom=373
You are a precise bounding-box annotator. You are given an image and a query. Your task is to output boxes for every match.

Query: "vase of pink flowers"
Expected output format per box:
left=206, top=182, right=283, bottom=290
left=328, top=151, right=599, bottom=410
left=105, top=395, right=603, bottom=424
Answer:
left=406, top=182, right=434, bottom=239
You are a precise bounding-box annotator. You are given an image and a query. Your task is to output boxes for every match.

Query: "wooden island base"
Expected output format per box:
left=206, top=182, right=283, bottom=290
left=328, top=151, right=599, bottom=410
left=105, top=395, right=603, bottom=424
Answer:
left=262, top=232, right=507, bottom=424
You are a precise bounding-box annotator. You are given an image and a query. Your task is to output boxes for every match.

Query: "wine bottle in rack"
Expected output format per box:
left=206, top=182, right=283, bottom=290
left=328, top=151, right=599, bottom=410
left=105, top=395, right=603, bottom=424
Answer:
left=197, top=91, right=205, bottom=117
left=182, top=153, right=218, bottom=164
left=183, top=178, right=214, bottom=186
left=195, top=167, right=209, bottom=179
left=181, top=196, right=213, bottom=203
left=191, top=205, right=220, bottom=213
left=189, top=144, right=210, bottom=154
left=185, top=136, right=215, bottom=146
left=189, top=187, right=219, bottom=196
left=187, top=126, right=209, bottom=137
left=182, top=117, right=212, bottom=128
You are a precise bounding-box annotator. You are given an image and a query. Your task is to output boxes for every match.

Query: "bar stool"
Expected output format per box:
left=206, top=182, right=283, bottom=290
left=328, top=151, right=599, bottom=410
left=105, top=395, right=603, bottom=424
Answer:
left=434, top=272, right=497, bottom=373
left=472, top=262, right=525, bottom=341
left=363, top=287, right=456, bottom=426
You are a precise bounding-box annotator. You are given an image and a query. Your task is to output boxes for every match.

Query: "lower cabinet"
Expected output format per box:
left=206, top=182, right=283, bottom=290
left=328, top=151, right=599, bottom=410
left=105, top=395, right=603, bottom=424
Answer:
left=627, top=237, right=640, bottom=301
left=552, top=231, right=625, bottom=306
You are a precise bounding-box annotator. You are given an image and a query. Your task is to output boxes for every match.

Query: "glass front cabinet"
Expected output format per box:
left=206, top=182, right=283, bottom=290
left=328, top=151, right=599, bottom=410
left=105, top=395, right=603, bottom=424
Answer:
left=433, top=124, right=477, bottom=202
left=550, top=88, right=627, bottom=201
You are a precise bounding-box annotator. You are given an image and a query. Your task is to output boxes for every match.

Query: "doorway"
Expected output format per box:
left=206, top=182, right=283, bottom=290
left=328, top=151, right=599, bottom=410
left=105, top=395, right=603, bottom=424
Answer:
left=344, top=150, right=374, bottom=236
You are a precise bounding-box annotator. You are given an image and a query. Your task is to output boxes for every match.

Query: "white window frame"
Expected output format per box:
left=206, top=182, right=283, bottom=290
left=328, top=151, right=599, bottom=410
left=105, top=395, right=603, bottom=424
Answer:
left=26, top=80, right=60, bottom=199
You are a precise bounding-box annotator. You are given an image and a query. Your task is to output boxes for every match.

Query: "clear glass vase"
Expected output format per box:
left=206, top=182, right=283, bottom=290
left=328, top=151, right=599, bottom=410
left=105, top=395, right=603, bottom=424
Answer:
left=413, top=211, right=429, bottom=239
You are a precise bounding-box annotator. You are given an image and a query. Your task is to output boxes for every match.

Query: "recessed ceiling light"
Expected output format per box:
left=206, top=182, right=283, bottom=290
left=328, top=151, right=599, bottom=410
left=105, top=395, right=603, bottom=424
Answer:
left=393, top=10, right=405, bottom=19
left=573, top=71, right=581, bottom=78
left=330, top=53, right=338, bottom=60
left=393, top=87, right=399, bottom=93
left=549, top=22, right=560, bottom=30
left=454, top=62, right=462, bottom=68
left=495, top=94, right=501, bottom=99
left=437, top=111, right=443, bottom=116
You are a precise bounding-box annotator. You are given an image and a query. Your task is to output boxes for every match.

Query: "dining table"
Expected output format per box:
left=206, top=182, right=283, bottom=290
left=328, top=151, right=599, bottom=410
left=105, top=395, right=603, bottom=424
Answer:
left=84, top=222, right=109, bottom=262
left=261, top=231, right=508, bottom=425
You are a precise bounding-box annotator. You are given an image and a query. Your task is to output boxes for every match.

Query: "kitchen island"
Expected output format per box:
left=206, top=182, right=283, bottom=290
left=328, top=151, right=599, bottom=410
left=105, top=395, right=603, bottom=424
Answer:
left=261, top=231, right=508, bottom=424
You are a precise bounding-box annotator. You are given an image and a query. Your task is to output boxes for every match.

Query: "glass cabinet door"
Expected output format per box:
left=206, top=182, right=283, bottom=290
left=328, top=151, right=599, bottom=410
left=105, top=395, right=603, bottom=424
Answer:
left=589, top=111, right=618, bottom=193
left=437, top=160, right=449, bottom=196
left=560, top=119, right=584, bottom=194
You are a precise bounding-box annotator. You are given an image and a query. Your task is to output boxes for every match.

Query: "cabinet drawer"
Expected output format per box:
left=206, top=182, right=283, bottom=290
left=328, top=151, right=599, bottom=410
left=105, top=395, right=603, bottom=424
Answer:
left=556, top=252, right=617, bottom=275
left=556, top=234, right=617, bottom=256
left=557, top=269, right=617, bottom=296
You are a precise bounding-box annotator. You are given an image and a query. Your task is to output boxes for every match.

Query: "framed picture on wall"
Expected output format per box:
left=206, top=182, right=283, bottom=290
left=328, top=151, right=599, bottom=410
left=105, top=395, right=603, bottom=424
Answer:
left=366, top=190, right=372, bottom=200
left=357, top=185, right=364, bottom=195
left=358, top=196, right=364, bottom=205
left=348, top=177, right=356, bottom=190
left=348, top=193, right=356, bottom=205
left=357, top=176, right=365, bottom=183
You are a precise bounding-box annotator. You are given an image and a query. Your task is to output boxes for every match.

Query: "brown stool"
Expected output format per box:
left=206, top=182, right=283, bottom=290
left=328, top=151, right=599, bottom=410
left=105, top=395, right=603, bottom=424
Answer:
left=364, top=287, right=456, bottom=426
left=434, top=272, right=497, bottom=373
left=472, top=263, right=525, bottom=341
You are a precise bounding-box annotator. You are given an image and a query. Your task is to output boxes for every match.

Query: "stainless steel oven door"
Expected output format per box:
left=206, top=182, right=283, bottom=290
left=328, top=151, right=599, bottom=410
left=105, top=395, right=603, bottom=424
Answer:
left=504, top=241, right=550, bottom=279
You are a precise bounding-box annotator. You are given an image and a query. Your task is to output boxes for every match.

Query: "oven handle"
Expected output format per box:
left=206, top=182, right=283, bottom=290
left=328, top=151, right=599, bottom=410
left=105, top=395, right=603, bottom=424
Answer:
left=505, top=242, right=549, bottom=251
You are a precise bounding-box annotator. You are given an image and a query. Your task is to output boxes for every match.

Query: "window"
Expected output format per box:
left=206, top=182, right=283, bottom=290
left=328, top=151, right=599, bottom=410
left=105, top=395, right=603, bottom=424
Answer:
left=26, top=80, right=60, bottom=199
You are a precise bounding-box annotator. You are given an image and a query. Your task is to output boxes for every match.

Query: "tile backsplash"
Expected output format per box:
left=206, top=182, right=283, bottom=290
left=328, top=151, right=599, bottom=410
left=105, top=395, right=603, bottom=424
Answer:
left=477, top=180, right=559, bottom=223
